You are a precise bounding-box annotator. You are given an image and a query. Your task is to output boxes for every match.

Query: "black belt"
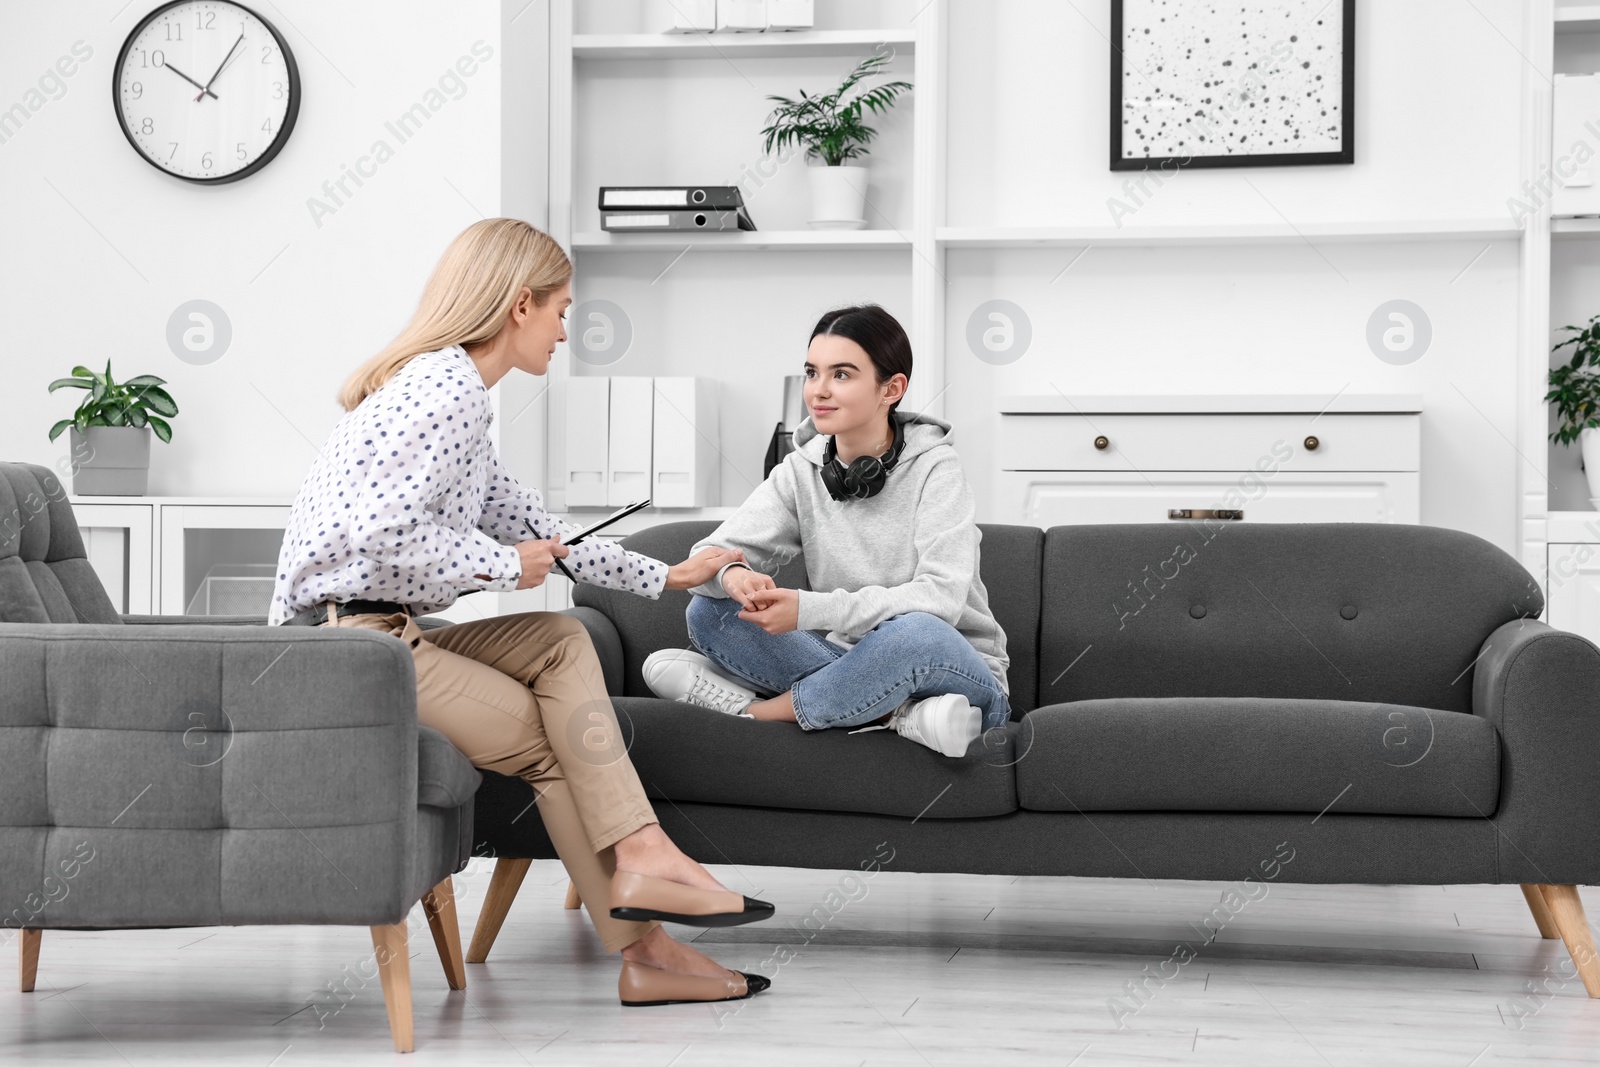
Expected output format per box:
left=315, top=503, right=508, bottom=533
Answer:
left=283, top=599, right=413, bottom=627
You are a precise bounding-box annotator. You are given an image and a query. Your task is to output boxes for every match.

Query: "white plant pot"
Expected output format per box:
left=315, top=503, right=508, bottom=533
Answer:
left=807, top=165, right=870, bottom=228
left=1582, top=427, right=1600, bottom=506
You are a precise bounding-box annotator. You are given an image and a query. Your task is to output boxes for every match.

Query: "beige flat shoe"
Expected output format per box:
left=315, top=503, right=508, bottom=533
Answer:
left=610, top=870, right=776, bottom=928
left=618, top=960, right=772, bottom=1007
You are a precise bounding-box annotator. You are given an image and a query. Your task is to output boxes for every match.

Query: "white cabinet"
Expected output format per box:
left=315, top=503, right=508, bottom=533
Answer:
left=71, top=501, right=155, bottom=614
left=1543, top=512, right=1600, bottom=641
left=995, top=394, right=1423, bottom=527
left=71, top=497, right=290, bottom=616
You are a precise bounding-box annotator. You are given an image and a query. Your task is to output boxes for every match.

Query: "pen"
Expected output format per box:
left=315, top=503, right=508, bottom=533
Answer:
left=525, top=517, right=578, bottom=583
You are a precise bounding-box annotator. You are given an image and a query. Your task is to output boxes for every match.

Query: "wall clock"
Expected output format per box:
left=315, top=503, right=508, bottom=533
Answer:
left=113, top=1, right=300, bottom=183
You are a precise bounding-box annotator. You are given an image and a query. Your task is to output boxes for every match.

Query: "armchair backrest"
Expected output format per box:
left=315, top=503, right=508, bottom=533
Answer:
left=0, top=463, right=120, bottom=625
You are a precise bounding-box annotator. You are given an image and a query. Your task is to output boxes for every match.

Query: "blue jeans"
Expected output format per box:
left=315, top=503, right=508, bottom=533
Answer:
left=685, top=595, right=1012, bottom=732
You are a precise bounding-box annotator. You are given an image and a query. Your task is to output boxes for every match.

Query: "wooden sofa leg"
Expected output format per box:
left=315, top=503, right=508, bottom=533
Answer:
left=422, top=877, right=466, bottom=991
left=1538, top=885, right=1600, bottom=998
left=466, top=858, right=531, bottom=965
left=19, top=929, right=40, bottom=993
left=370, top=922, right=414, bottom=1053
left=1522, top=884, right=1561, bottom=939
left=564, top=881, right=582, bottom=910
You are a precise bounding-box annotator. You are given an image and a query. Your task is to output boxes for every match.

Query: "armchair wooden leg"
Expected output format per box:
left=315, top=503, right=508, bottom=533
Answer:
left=1537, top=885, right=1600, bottom=998
left=422, top=877, right=466, bottom=991
left=564, top=880, right=582, bottom=910
left=19, top=929, right=40, bottom=993
left=370, top=922, right=414, bottom=1053
left=466, top=858, right=531, bottom=965
left=1522, top=884, right=1561, bottom=939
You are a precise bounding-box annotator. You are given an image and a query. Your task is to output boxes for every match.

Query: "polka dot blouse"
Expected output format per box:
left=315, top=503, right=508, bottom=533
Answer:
left=268, top=344, right=667, bottom=624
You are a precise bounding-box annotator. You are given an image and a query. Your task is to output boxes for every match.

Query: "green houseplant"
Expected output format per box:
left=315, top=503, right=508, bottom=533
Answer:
left=760, top=51, right=912, bottom=229
left=48, top=362, right=178, bottom=496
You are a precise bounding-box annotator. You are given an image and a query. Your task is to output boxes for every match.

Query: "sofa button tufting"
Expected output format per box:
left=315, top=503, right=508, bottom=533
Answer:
left=1189, top=604, right=1206, bottom=619
left=1341, top=604, right=1358, bottom=620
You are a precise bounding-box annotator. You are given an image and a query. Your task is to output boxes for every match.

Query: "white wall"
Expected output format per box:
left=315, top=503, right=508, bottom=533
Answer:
left=0, top=0, right=521, bottom=498
left=0, top=0, right=1540, bottom=559
left=943, top=0, right=1528, bottom=553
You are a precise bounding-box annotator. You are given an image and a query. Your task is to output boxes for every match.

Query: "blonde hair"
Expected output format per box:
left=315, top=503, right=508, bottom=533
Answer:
left=337, top=218, right=573, bottom=412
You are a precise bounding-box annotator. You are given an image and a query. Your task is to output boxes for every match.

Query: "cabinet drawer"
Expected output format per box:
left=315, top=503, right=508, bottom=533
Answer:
left=998, top=471, right=1420, bottom=526
left=998, top=413, right=1419, bottom=472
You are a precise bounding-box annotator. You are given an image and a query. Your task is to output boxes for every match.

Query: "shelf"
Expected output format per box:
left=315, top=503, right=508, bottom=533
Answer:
left=1556, top=5, right=1600, bottom=33
left=937, top=219, right=1522, bottom=248
left=572, top=229, right=911, bottom=252
left=573, top=29, right=915, bottom=60
left=999, top=393, right=1424, bottom=415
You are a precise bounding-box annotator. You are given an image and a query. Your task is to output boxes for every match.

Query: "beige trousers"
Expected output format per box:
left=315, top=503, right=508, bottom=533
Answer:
left=321, top=606, right=658, bottom=952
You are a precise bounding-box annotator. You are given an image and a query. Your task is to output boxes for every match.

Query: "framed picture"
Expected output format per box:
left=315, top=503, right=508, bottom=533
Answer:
left=1109, top=0, right=1355, bottom=170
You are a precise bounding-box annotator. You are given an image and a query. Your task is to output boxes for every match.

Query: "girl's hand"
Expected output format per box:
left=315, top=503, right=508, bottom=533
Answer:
left=740, top=587, right=799, bottom=634
left=665, top=546, right=745, bottom=591
left=721, top=564, right=777, bottom=609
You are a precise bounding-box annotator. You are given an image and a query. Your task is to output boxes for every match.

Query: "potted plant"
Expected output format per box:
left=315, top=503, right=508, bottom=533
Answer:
left=760, top=51, right=912, bottom=229
left=47, top=362, right=178, bottom=496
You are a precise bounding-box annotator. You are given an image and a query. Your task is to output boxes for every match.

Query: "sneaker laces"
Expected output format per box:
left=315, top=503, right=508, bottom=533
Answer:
left=849, top=700, right=913, bottom=736
left=681, top=673, right=751, bottom=715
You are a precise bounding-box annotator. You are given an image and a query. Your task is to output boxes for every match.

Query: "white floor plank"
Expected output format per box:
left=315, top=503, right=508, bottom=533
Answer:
left=6, top=861, right=1600, bottom=1065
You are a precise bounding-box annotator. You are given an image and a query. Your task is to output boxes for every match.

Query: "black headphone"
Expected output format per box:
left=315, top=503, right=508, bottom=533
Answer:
left=821, top=417, right=907, bottom=501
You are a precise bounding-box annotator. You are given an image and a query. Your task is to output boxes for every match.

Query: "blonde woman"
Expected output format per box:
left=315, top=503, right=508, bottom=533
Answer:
left=269, top=218, right=773, bottom=1007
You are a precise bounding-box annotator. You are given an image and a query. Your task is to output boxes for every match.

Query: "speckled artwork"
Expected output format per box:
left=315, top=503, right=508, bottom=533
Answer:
left=1116, top=0, right=1349, bottom=165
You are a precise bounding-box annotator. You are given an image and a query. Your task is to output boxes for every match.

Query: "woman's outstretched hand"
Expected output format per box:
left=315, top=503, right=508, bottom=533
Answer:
left=664, top=546, right=746, bottom=592
left=739, top=587, right=798, bottom=634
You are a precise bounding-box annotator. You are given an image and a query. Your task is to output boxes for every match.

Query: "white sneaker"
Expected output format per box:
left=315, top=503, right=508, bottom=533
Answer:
left=642, top=648, right=757, bottom=716
left=886, top=694, right=981, bottom=757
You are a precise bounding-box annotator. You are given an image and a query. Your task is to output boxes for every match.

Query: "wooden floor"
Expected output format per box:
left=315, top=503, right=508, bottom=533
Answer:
left=7, top=859, right=1600, bottom=1065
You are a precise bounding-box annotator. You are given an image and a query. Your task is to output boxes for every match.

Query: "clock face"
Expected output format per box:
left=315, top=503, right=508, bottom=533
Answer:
left=114, top=1, right=299, bottom=183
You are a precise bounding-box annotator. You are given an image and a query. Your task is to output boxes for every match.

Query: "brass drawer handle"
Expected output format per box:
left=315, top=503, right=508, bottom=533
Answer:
left=1169, top=509, right=1245, bottom=521
left=1093, top=435, right=1110, bottom=451
left=1304, top=435, right=1320, bottom=451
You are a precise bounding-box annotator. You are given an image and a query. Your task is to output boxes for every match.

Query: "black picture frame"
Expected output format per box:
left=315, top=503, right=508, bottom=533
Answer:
left=1109, top=0, right=1354, bottom=171
left=113, top=0, right=301, bottom=185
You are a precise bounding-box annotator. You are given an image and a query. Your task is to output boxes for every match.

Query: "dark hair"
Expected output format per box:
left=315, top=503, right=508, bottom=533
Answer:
left=809, top=304, right=913, bottom=415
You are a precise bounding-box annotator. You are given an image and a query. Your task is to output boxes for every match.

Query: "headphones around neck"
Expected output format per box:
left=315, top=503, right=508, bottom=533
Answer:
left=821, top=417, right=907, bottom=501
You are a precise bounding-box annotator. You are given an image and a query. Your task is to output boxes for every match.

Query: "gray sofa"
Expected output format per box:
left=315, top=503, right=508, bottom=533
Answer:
left=468, top=518, right=1600, bottom=998
left=0, top=462, right=480, bottom=1052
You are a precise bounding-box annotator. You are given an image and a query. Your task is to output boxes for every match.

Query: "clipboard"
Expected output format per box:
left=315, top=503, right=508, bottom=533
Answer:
left=564, top=498, right=652, bottom=547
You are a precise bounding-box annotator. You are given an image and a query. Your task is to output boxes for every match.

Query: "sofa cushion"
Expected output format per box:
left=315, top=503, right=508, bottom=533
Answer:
left=1037, top=522, right=1542, bottom=713
left=575, top=520, right=1043, bottom=714
left=1014, top=697, right=1499, bottom=817
left=613, top=696, right=1020, bottom=819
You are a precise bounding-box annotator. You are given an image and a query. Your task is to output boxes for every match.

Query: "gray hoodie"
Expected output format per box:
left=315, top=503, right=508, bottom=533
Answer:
left=690, top=409, right=1010, bottom=695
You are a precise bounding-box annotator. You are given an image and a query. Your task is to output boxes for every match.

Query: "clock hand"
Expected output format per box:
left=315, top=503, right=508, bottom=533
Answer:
left=162, top=61, right=219, bottom=101
left=194, top=32, right=244, bottom=103
left=197, top=46, right=247, bottom=102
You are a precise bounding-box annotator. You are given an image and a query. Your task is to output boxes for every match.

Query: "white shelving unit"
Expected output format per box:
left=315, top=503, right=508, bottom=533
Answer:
left=544, top=0, right=945, bottom=518
left=937, top=219, right=1521, bottom=249
left=572, top=29, right=915, bottom=60
left=572, top=229, right=911, bottom=251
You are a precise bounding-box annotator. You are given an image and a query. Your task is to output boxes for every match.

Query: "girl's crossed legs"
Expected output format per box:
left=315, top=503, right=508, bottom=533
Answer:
left=685, top=595, right=1011, bottom=733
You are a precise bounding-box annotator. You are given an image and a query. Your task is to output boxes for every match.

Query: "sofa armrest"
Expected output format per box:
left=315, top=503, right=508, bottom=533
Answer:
left=0, top=623, right=425, bottom=926
left=1472, top=618, right=1600, bottom=883
left=561, top=605, right=625, bottom=695
left=121, top=613, right=266, bottom=626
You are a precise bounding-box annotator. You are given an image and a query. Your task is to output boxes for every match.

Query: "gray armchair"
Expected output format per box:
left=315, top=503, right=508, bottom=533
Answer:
left=0, top=462, right=477, bottom=1052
